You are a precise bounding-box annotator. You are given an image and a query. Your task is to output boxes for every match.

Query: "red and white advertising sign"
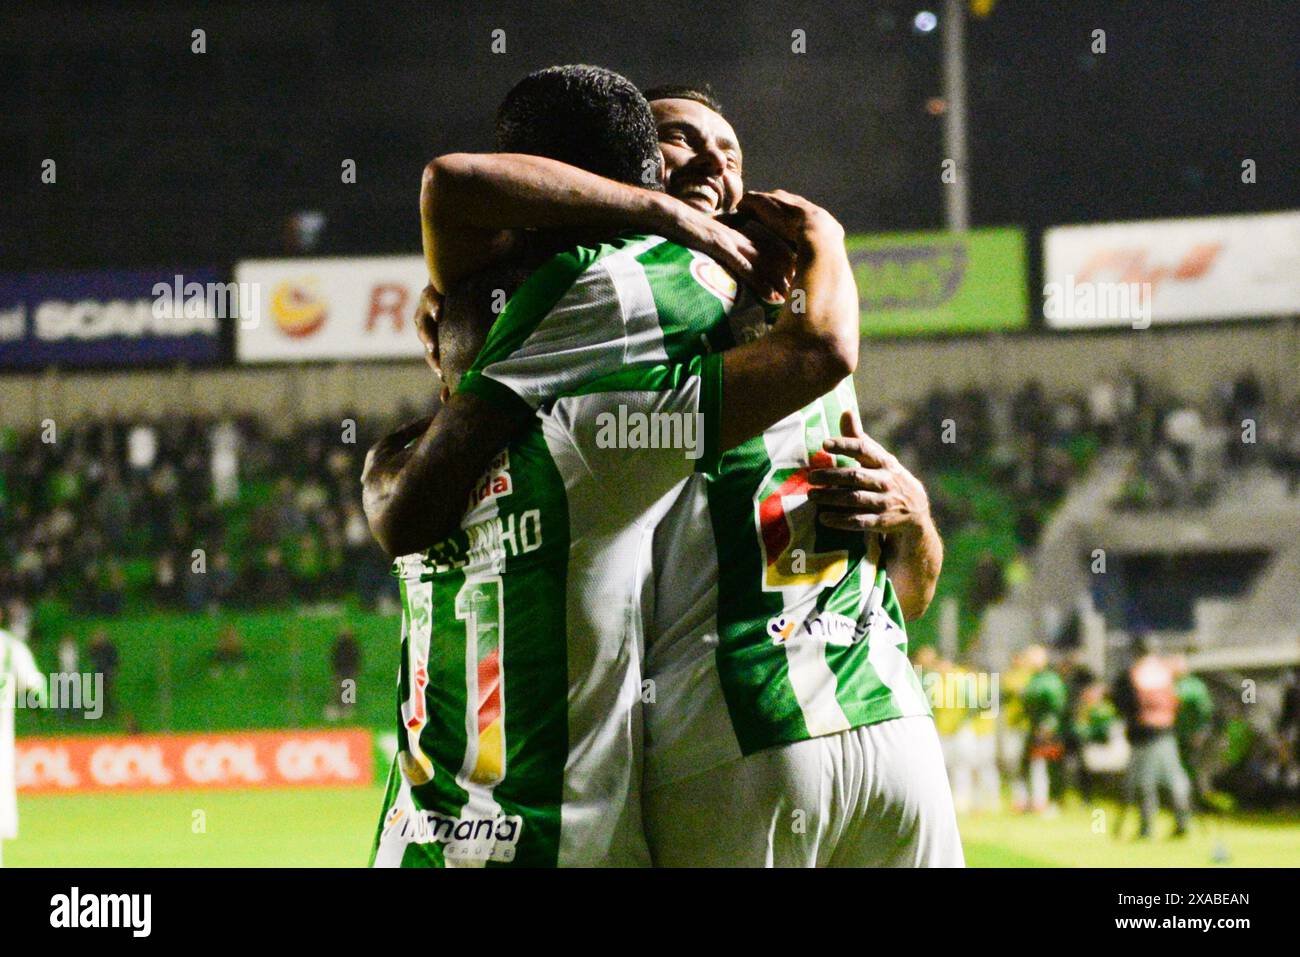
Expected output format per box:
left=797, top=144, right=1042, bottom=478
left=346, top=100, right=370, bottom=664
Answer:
left=236, top=255, right=429, bottom=362
left=1043, top=210, right=1300, bottom=328
left=16, top=728, right=373, bottom=793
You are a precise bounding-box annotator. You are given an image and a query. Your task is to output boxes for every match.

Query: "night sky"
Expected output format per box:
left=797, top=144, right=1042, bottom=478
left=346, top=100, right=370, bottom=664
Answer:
left=3, top=0, right=1296, bottom=271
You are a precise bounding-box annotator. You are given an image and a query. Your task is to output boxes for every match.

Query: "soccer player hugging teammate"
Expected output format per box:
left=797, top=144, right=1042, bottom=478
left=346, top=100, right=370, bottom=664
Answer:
left=364, top=65, right=960, bottom=867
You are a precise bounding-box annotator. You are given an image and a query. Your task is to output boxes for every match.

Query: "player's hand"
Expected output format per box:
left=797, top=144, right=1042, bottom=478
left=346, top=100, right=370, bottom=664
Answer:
left=737, top=189, right=845, bottom=251
left=808, top=410, right=931, bottom=539
left=658, top=197, right=787, bottom=301
left=414, top=284, right=443, bottom=375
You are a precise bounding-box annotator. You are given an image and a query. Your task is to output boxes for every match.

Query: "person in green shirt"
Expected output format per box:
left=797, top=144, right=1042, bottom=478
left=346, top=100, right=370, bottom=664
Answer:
left=1020, top=644, right=1068, bottom=813
left=1173, top=655, right=1215, bottom=808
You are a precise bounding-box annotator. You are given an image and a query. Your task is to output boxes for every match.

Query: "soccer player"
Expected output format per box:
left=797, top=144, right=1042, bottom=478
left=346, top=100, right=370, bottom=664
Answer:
left=381, top=78, right=958, bottom=867
left=366, top=66, right=859, bottom=867
left=0, top=612, right=45, bottom=868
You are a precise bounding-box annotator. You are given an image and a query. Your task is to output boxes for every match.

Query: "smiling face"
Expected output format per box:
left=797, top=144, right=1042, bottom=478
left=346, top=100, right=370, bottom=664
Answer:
left=650, top=97, right=743, bottom=215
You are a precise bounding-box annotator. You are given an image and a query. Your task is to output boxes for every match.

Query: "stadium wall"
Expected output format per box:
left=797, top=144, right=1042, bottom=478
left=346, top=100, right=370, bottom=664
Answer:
left=1, top=319, right=1296, bottom=428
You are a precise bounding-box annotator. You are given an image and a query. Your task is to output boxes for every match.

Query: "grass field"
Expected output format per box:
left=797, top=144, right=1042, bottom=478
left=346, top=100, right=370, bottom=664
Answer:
left=6, top=788, right=1299, bottom=867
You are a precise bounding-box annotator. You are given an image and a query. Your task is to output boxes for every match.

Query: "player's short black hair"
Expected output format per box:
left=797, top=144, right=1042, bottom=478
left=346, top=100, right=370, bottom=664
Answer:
left=642, top=83, right=725, bottom=117
left=496, top=64, right=662, bottom=188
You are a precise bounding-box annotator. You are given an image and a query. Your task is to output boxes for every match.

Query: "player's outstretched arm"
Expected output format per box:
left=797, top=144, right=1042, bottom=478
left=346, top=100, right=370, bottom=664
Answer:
left=715, top=190, right=859, bottom=452
left=421, top=153, right=773, bottom=295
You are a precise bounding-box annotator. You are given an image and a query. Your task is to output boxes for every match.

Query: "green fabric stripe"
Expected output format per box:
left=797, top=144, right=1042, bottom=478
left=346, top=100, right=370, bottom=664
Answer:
left=483, top=430, right=569, bottom=867
left=400, top=567, right=470, bottom=867
left=565, top=354, right=705, bottom=397
left=709, top=437, right=812, bottom=751
left=456, top=370, right=534, bottom=421
left=709, top=387, right=925, bottom=755
left=641, top=242, right=725, bottom=359
left=460, top=246, right=599, bottom=379
left=696, top=352, right=723, bottom=475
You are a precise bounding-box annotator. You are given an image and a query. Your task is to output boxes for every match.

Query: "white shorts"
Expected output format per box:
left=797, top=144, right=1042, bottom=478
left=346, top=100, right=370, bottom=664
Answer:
left=644, top=715, right=964, bottom=867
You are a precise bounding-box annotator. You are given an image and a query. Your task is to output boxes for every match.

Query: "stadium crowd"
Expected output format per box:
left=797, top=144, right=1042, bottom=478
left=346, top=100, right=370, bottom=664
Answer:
left=1, top=367, right=1290, bottom=639
left=0, top=404, right=425, bottom=632
left=864, top=368, right=1293, bottom=615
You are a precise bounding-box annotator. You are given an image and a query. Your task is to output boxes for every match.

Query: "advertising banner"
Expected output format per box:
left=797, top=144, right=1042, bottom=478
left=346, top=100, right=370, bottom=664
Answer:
left=15, top=728, right=374, bottom=793
left=236, top=255, right=429, bottom=362
left=1043, top=210, right=1300, bottom=328
left=0, top=268, right=225, bottom=370
left=846, top=227, right=1028, bottom=336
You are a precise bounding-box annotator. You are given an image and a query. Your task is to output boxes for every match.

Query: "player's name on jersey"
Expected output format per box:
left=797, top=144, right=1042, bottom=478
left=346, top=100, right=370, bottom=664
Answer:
left=423, top=509, right=544, bottom=574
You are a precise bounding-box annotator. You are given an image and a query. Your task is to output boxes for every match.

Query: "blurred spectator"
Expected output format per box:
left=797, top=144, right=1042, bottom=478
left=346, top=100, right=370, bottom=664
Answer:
left=327, top=627, right=361, bottom=721
left=1173, top=655, right=1215, bottom=809
left=209, top=624, right=248, bottom=678
left=126, top=420, right=158, bottom=477
left=56, top=632, right=78, bottom=721
left=1113, top=637, right=1193, bottom=838
left=1020, top=645, right=1068, bottom=815
left=87, top=629, right=119, bottom=716
left=209, top=416, right=241, bottom=506
left=967, top=551, right=1006, bottom=616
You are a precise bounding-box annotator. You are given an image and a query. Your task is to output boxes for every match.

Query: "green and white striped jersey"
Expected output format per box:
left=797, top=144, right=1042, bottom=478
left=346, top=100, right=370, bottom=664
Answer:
left=372, top=232, right=740, bottom=868
left=460, top=233, right=931, bottom=787
left=643, top=378, right=933, bottom=789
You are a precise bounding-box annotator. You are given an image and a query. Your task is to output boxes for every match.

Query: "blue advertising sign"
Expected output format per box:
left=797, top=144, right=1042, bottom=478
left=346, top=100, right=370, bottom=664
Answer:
left=0, top=269, right=226, bottom=370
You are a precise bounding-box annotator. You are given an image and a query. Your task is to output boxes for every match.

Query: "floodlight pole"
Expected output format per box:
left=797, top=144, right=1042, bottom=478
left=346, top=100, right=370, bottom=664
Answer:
left=943, top=0, right=970, bottom=233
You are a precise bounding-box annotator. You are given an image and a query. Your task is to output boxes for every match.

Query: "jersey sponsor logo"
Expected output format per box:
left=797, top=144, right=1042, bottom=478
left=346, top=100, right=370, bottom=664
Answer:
left=467, top=450, right=513, bottom=511
left=689, top=252, right=738, bottom=306
left=382, top=806, right=523, bottom=863
left=767, top=610, right=863, bottom=647
left=756, top=451, right=849, bottom=590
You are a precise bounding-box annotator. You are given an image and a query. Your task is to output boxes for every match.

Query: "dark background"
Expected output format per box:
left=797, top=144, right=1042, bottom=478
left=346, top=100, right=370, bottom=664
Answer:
left=2, top=0, right=1296, bottom=271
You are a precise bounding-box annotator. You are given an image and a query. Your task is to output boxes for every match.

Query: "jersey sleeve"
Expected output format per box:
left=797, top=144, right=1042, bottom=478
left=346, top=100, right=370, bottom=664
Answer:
left=456, top=235, right=674, bottom=417
left=542, top=353, right=723, bottom=527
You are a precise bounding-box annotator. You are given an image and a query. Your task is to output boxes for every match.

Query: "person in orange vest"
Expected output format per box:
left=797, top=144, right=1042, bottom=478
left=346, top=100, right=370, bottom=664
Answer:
left=1113, top=636, right=1192, bottom=838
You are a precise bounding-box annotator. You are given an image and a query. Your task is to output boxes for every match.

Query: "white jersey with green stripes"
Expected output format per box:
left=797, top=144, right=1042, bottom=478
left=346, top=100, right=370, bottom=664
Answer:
left=372, top=231, right=745, bottom=868
left=643, top=374, right=934, bottom=790
left=455, top=234, right=931, bottom=790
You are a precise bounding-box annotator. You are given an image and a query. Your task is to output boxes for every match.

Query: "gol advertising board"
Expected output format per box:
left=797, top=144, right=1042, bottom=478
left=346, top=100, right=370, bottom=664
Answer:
left=845, top=227, right=1028, bottom=336
left=236, top=255, right=429, bottom=362
left=1043, top=210, right=1300, bottom=328
left=15, top=728, right=374, bottom=793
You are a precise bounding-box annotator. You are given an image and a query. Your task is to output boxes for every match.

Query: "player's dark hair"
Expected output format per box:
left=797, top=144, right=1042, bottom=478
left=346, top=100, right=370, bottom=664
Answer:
left=643, top=83, right=725, bottom=117
left=496, top=64, right=662, bottom=189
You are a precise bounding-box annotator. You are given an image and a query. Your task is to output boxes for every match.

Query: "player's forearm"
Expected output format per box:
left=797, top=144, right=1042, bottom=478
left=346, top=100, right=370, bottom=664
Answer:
left=360, top=416, right=434, bottom=540
left=421, top=153, right=673, bottom=292
left=777, top=225, right=860, bottom=379
left=364, top=394, right=524, bottom=558
left=885, top=513, right=943, bottom=621
left=717, top=236, right=859, bottom=450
